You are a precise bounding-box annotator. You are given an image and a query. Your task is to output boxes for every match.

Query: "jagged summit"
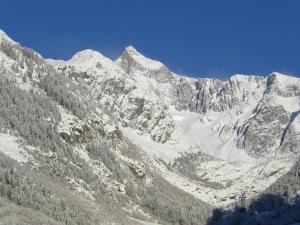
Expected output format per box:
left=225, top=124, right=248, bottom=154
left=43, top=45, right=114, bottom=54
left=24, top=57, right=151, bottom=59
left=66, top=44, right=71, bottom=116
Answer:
left=114, top=45, right=176, bottom=84
left=123, top=45, right=140, bottom=56
left=117, top=45, right=165, bottom=72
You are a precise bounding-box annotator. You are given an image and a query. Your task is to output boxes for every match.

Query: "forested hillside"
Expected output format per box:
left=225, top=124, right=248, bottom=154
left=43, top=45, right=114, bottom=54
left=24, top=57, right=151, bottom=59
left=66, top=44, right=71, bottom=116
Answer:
left=0, top=31, right=213, bottom=225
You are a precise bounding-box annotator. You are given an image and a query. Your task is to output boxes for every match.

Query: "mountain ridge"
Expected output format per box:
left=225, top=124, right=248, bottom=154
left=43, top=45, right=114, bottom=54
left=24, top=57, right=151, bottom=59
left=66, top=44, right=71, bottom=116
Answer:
left=0, top=28, right=300, bottom=224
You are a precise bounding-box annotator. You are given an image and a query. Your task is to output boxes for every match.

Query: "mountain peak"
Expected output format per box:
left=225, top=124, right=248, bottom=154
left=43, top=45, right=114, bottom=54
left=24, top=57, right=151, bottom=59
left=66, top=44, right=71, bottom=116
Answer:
left=118, top=45, right=165, bottom=72
left=68, top=49, right=112, bottom=65
left=71, top=49, right=105, bottom=60
left=124, top=45, right=140, bottom=55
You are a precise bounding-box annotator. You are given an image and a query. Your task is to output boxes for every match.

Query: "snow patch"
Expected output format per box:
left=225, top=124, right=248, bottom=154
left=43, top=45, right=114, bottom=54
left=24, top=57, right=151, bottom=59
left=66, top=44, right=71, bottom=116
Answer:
left=0, top=133, right=31, bottom=163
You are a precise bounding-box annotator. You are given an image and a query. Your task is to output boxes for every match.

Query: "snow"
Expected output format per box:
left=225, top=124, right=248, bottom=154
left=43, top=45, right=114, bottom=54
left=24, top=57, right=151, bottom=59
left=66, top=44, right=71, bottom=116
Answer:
left=119, top=72, right=298, bottom=207
left=124, top=104, right=296, bottom=207
left=38, top=39, right=300, bottom=209
left=46, top=58, right=66, bottom=68
left=272, top=72, right=300, bottom=84
left=277, top=96, right=300, bottom=113
left=4, top=25, right=300, bottom=219
left=68, top=49, right=112, bottom=65
left=56, top=106, right=83, bottom=135
left=127, top=103, right=297, bottom=207
left=0, top=133, right=31, bottom=163
left=293, top=112, right=300, bottom=133
left=151, top=153, right=297, bottom=207
left=47, top=42, right=300, bottom=210
left=49, top=48, right=128, bottom=83
left=230, top=74, right=262, bottom=82
left=121, top=79, right=299, bottom=207
left=122, top=46, right=165, bottom=71
left=0, top=29, right=16, bottom=44
left=122, top=105, right=256, bottom=163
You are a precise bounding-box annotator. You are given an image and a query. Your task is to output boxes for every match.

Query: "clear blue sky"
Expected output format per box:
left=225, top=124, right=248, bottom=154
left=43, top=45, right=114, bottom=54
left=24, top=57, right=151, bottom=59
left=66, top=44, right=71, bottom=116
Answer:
left=1, top=0, right=299, bottom=79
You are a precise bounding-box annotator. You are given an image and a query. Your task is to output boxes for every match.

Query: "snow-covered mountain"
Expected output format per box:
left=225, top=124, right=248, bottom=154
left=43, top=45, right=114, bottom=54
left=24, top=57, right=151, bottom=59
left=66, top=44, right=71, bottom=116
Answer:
left=47, top=43, right=300, bottom=208
left=48, top=44, right=300, bottom=160
left=1, top=28, right=300, bottom=224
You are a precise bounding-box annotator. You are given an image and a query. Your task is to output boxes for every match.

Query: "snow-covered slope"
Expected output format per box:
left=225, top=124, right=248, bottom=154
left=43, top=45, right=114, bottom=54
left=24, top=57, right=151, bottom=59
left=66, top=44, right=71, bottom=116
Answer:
left=2, top=29, right=211, bottom=225
left=1, top=27, right=300, bottom=223
left=48, top=48, right=176, bottom=143
left=49, top=47, right=300, bottom=160
left=48, top=44, right=300, bottom=208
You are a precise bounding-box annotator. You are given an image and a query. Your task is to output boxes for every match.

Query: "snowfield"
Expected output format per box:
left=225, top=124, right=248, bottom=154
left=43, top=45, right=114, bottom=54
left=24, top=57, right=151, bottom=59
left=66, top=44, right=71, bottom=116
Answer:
left=122, top=113, right=299, bottom=207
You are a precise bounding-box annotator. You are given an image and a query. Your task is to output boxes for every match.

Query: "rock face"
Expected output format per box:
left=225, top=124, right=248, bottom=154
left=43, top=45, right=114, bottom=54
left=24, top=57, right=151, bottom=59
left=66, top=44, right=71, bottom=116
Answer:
left=127, top=159, right=146, bottom=178
left=175, top=77, right=197, bottom=111
left=235, top=73, right=300, bottom=158
left=237, top=105, right=290, bottom=158
left=51, top=48, right=176, bottom=143
left=48, top=45, right=300, bottom=161
left=193, top=75, right=265, bottom=113
left=117, top=46, right=175, bottom=83
left=195, top=78, right=223, bottom=112
left=175, top=75, right=266, bottom=113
